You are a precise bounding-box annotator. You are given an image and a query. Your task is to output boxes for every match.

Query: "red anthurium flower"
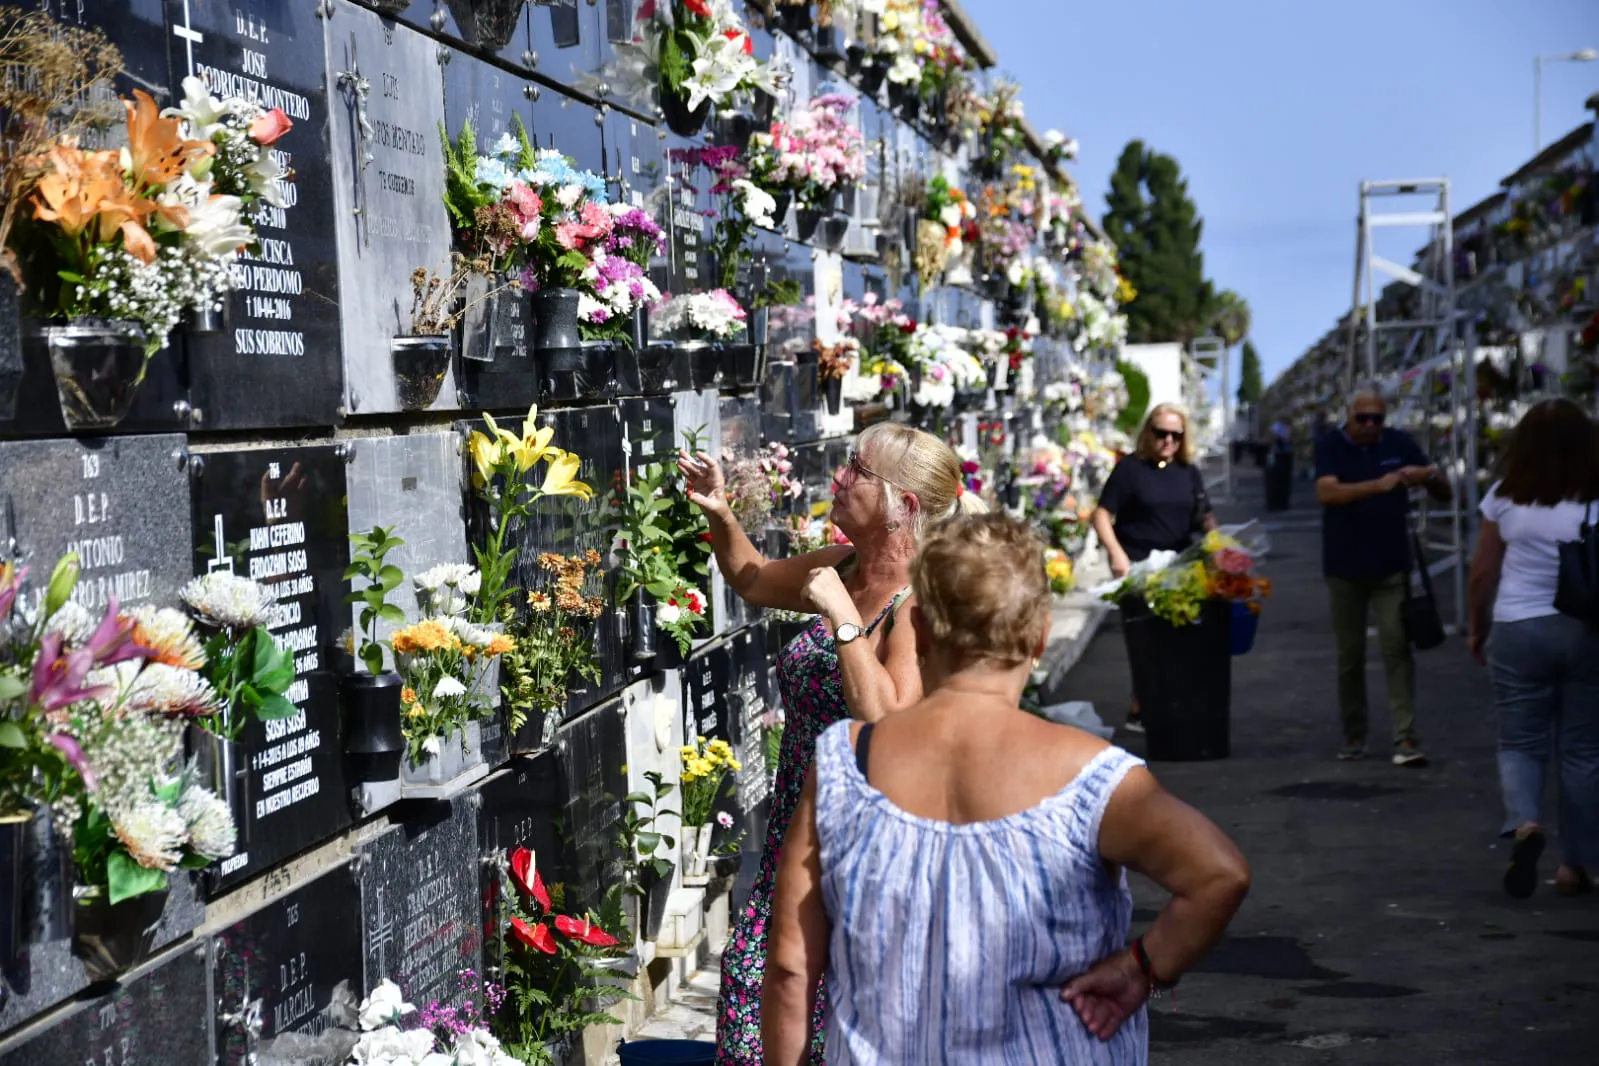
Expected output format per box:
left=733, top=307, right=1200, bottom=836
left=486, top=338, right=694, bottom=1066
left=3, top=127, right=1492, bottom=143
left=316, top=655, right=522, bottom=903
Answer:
left=508, top=847, right=552, bottom=911
left=511, top=917, right=558, bottom=954
left=555, top=914, right=621, bottom=948
left=722, top=29, right=753, bottom=55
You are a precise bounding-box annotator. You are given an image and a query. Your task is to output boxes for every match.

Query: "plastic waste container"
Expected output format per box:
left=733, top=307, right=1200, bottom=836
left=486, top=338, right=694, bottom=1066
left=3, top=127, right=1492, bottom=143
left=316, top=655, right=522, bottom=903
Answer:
left=1123, top=598, right=1232, bottom=761
left=618, top=1040, right=718, bottom=1065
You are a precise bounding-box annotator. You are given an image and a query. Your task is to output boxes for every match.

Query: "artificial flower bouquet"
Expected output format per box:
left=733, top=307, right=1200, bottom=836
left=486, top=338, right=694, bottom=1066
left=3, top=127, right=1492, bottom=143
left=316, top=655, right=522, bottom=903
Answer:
left=651, top=288, right=748, bottom=342
left=1097, top=531, right=1271, bottom=627
left=349, top=975, right=522, bottom=1066
left=178, top=571, right=296, bottom=741
left=500, top=552, right=605, bottom=733
left=748, top=94, right=866, bottom=209
left=10, top=77, right=290, bottom=359
left=493, top=848, right=632, bottom=1064
left=609, top=457, right=713, bottom=655
left=653, top=0, right=783, bottom=121
left=0, top=554, right=237, bottom=908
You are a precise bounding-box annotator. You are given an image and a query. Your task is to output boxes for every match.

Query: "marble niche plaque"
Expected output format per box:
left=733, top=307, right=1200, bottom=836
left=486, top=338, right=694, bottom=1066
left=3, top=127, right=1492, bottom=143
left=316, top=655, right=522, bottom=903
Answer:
left=0, top=434, right=191, bottom=612
left=211, top=864, right=365, bottom=1066
left=0, top=0, right=191, bottom=440
left=0, top=943, right=210, bottom=1065
left=359, top=796, right=483, bottom=1012
left=443, top=52, right=537, bottom=410
left=528, top=83, right=606, bottom=184
left=325, top=0, right=457, bottom=416
left=168, top=0, right=346, bottom=431
left=191, top=445, right=353, bottom=891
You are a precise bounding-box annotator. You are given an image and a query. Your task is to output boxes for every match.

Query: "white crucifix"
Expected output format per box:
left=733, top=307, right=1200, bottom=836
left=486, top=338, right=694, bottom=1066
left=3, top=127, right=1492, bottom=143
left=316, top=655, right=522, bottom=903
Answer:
left=173, top=0, right=205, bottom=76
left=208, top=514, right=235, bottom=574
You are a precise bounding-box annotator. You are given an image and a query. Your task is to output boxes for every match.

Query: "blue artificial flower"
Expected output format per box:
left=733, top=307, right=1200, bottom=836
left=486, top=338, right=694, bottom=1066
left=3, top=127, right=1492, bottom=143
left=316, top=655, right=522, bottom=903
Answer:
left=491, top=131, right=520, bottom=160
left=475, top=156, right=512, bottom=191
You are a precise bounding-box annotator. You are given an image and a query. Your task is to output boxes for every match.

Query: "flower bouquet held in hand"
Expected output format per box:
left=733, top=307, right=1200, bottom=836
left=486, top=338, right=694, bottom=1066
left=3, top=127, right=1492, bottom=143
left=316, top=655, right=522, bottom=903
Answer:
left=1096, top=531, right=1271, bottom=627
left=679, top=736, right=740, bottom=881
left=500, top=551, right=605, bottom=735
left=348, top=974, right=522, bottom=1066
left=492, top=848, right=634, bottom=1064
left=610, top=457, right=712, bottom=657
left=465, top=405, right=595, bottom=627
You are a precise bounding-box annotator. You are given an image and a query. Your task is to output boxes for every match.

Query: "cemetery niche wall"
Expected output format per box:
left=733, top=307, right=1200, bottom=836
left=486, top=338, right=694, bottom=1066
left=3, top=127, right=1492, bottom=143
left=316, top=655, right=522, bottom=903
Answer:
left=0, top=0, right=1133, bottom=1061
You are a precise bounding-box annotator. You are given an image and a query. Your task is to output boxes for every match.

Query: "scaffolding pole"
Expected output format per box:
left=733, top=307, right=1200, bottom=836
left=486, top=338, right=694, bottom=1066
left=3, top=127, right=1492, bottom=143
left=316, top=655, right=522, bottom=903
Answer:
left=1190, top=336, right=1232, bottom=504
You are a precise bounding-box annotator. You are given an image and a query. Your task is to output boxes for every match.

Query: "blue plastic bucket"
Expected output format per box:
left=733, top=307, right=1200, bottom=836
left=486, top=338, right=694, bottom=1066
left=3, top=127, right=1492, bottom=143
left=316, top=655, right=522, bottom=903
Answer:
left=617, top=1039, right=718, bottom=1065
left=1229, top=600, right=1259, bottom=656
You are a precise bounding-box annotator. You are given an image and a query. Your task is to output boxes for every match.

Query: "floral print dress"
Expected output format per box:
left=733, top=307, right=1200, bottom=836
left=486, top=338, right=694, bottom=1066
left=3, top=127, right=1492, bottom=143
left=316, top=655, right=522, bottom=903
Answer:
left=715, top=590, right=908, bottom=1064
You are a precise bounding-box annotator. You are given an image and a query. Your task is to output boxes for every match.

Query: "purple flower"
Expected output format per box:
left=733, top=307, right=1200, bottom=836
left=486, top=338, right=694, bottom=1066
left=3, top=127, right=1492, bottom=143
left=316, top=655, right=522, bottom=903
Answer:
left=0, top=563, right=26, bottom=621
left=29, top=598, right=151, bottom=714
left=47, top=733, right=95, bottom=792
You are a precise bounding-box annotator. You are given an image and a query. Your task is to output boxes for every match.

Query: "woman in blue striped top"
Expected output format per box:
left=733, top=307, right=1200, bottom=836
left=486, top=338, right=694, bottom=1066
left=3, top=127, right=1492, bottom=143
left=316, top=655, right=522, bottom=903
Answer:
left=762, top=513, right=1251, bottom=1064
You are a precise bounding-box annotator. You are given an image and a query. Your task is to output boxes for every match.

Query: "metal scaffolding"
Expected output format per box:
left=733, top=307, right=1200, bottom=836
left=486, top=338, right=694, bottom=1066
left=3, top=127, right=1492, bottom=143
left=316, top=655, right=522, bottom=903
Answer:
left=1188, top=335, right=1232, bottom=503
left=1346, top=178, right=1478, bottom=632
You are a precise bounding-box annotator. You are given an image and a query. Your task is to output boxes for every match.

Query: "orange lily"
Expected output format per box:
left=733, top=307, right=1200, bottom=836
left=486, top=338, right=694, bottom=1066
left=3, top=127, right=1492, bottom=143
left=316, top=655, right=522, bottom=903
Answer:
left=123, top=89, right=213, bottom=192
left=30, top=146, right=165, bottom=264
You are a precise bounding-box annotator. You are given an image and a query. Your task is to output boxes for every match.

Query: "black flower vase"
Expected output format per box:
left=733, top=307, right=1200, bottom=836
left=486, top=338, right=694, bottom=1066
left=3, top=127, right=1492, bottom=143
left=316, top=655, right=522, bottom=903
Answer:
left=0, top=273, right=22, bottom=421
left=532, top=287, right=583, bottom=390
left=909, top=362, right=924, bottom=391
left=185, top=724, right=251, bottom=847
left=659, top=83, right=711, bottom=138
left=859, top=60, right=887, bottom=95
left=823, top=376, right=843, bottom=415
left=795, top=207, right=824, bottom=243
left=628, top=303, right=649, bottom=352
left=73, top=888, right=168, bottom=982
left=629, top=593, right=657, bottom=662
left=813, top=25, right=844, bottom=63
left=846, top=42, right=868, bottom=75
left=752, top=87, right=779, bottom=126
left=770, top=191, right=793, bottom=227
left=390, top=335, right=453, bottom=410
left=341, top=671, right=404, bottom=781
left=714, top=109, right=759, bottom=153
left=779, top=3, right=812, bottom=36
left=445, top=0, right=527, bottom=49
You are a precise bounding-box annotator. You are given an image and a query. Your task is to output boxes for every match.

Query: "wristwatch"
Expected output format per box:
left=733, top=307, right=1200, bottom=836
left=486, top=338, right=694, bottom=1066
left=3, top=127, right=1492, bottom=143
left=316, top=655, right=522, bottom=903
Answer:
left=835, top=622, right=864, bottom=645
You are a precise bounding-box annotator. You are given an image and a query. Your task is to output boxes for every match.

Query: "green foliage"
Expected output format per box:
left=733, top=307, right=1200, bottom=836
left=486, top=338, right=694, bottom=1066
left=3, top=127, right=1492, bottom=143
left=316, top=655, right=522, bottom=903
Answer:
left=1237, top=339, right=1264, bottom=404
left=1208, top=288, right=1251, bottom=349
left=199, top=624, right=298, bottom=739
left=1115, top=359, right=1151, bottom=436
left=753, top=277, right=803, bottom=309
left=1101, top=140, right=1214, bottom=344
left=343, top=526, right=406, bottom=676
left=44, top=552, right=79, bottom=621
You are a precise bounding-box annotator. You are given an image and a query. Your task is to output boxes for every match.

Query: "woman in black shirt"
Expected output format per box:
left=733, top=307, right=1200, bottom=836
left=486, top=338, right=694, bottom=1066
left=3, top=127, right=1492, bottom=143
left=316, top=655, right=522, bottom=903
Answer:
left=1091, top=403, right=1216, bottom=731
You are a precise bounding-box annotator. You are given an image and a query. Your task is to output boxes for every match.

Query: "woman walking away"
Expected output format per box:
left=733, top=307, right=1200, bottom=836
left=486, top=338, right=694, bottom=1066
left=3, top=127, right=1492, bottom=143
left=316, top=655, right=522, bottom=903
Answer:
left=764, top=513, right=1250, bottom=1065
left=1467, top=398, right=1599, bottom=899
left=1091, top=403, right=1217, bottom=732
left=677, top=423, right=986, bottom=1065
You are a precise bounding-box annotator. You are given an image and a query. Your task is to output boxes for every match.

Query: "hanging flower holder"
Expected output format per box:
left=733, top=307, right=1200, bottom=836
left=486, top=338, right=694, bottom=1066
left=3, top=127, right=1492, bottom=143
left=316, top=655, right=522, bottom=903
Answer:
left=72, top=886, right=168, bottom=982
left=720, top=343, right=760, bottom=388
left=185, top=725, right=252, bottom=849
left=444, top=0, right=528, bottom=49
left=390, top=334, right=453, bottom=410
left=627, top=593, right=658, bottom=662
left=769, top=191, right=793, bottom=228
left=823, top=376, right=843, bottom=415
left=400, top=721, right=484, bottom=791
left=659, top=84, right=711, bottom=138
left=341, top=670, right=406, bottom=783
left=29, top=319, right=146, bottom=431
left=819, top=216, right=850, bottom=252
left=187, top=303, right=224, bottom=335
left=795, top=206, right=824, bottom=243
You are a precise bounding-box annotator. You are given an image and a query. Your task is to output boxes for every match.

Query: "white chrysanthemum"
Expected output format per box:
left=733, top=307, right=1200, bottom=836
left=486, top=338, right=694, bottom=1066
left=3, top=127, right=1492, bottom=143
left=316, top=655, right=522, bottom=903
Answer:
left=432, top=676, right=467, bottom=700
left=111, top=797, right=188, bottom=871
left=178, top=785, right=237, bottom=859
left=357, top=980, right=416, bottom=1032
left=44, top=600, right=98, bottom=646
left=458, top=572, right=481, bottom=596
left=414, top=563, right=476, bottom=591
left=441, top=616, right=496, bottom=648
left=181, top=572, right=276, bottom=629
left=422, top=736, right=443, bottom=758
left=128, top=605, right=207, bottom=670
left=122, top=662, right=222, bottom=718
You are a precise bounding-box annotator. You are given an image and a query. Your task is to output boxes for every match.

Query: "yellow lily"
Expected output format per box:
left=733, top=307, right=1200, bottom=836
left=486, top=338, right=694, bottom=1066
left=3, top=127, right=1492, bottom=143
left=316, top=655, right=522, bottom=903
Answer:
left=512, top=406, right=556, bottom=473
left=537, top=449, right=593, bottom=500
left=467, top=430, right=504, bottom=488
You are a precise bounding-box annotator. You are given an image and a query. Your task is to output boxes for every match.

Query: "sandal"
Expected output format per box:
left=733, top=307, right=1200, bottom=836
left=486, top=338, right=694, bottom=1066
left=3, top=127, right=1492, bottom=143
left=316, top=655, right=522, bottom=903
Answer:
left=1504, top=829, right=1545, bottom=900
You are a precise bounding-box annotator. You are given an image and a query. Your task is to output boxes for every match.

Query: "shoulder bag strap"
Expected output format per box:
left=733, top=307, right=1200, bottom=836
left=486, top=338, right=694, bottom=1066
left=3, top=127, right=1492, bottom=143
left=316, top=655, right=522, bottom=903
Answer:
left=854, top=722, right=875, bottom=780
left=1409, top=528, right=1436, bottom=600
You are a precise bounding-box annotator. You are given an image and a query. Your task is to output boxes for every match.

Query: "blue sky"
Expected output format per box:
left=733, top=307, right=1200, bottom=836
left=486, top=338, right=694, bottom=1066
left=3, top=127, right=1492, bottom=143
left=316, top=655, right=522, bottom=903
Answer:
left=981, top=0, right=1599, bottom=387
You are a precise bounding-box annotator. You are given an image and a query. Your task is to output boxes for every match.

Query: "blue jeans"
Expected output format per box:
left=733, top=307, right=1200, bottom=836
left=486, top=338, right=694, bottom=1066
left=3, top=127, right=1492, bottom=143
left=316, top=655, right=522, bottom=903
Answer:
left=1487, top=614, right=1599, bottom=868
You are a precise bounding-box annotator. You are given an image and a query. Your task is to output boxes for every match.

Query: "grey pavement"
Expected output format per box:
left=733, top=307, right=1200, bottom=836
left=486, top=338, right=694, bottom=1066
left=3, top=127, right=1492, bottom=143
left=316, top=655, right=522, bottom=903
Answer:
left=637, top=468, right=1599, bottom=1061
left=1070, top=468, right=1599, bottom=1064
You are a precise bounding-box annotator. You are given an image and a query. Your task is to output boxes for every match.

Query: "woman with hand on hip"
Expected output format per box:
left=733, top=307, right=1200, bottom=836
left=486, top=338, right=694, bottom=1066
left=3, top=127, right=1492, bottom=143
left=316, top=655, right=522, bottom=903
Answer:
left=1467, top=398, right=1599, bottom=899
left=1091, top=404, right=1216, bottom=733
left=677, top=422, right=986, bottom=1065
left=763, top=513, right=1250, bottom=1064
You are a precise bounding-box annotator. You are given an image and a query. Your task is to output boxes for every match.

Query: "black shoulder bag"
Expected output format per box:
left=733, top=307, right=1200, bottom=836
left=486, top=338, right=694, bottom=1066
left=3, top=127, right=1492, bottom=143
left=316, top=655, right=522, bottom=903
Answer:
left=1554, top=500, right=1599, bottom=624
left=1401, top=528, right=1446, bottom=650
left=1188, top=463, right=1211, bottom=538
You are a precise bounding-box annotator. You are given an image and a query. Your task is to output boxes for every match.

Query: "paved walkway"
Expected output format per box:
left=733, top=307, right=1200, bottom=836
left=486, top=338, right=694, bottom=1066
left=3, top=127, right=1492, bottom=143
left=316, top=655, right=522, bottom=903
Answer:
left=636, top=470, right=1599, bottom=1062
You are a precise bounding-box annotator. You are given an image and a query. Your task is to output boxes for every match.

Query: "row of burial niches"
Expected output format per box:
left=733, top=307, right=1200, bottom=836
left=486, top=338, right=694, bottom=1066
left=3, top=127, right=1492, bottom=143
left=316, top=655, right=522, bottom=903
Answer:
left=0, top=0, right=1009, bottom=438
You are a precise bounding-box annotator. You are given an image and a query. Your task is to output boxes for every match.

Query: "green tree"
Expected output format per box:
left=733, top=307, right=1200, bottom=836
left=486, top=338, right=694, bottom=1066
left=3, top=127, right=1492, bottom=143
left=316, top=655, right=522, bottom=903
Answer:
left=1101, top=141, right=1213, bottom=343
left=1115, top=360, right=1151, bottom=436
left=1208, top=289, right=1251, bottom=349
left=1237, top=340, right=1264, bottom=404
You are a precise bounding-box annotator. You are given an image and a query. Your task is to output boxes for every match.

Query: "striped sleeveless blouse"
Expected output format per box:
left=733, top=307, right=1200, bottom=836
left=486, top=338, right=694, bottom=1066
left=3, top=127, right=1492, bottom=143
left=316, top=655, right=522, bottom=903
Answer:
left=812, top=720, right=1148, bottom=1065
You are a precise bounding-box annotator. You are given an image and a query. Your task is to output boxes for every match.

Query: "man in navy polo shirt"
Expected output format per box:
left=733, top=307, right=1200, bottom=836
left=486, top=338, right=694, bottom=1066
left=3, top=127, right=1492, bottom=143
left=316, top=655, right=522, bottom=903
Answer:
left=1315, top=386, right=1451, bottom=766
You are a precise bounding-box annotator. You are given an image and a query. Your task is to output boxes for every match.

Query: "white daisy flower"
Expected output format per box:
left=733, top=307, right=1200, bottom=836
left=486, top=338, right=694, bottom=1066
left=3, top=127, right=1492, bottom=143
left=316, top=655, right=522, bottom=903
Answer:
left=181, top=572, right=277, bottom=630
left=432, top=676, right=468, bottom=700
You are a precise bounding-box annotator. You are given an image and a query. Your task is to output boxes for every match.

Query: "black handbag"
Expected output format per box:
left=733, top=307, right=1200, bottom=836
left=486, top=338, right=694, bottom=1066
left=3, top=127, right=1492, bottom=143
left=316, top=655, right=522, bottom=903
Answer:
left=1401, top=529, right=1446, bottom=650
left=1554, top=501, right=1599, bottom=624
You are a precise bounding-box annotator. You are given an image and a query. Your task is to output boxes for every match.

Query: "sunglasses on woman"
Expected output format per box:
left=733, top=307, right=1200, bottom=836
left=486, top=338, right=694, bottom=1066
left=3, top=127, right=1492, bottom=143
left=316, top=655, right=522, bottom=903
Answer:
left=1152, top=428, right=1185, bottom=442
left=844, top=449, right=885, bottom=482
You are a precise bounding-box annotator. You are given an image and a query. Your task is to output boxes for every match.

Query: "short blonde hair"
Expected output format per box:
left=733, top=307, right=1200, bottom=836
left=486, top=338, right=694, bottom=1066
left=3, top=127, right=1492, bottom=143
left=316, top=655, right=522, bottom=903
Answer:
left=856, top=422, right=988, bottom=540
left=911, top=513, right=1050, bottom=667
left=1135, top=403, right=1196, bottom=465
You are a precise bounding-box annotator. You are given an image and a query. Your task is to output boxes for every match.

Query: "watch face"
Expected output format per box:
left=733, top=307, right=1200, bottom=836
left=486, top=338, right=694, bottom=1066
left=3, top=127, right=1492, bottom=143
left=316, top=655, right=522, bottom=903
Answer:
left=836, top=623, right=861, bottom=644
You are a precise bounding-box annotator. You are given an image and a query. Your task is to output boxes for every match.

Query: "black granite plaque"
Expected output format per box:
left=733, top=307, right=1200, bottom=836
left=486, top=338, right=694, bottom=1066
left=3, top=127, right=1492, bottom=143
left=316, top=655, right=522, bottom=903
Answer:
left=211, top=865, right=364, bottom=1066
left=661, top=137, right=715, bottom=298
left=0, top=943, right=209, bottom=1065
left=326, top=0, right=457, bottom=416
left=360, top=796, right=483, bottom=1011
left=682, top=640, right=731, bottom=743
left=191, top=445, right=353, bottom=891
left=170, top=0, right=346, bottom=431
left=0, top=434, right=192, bottom=612
left=618, top=396, right=676, bottom=473
left=528, top=0, right=602, bottom=93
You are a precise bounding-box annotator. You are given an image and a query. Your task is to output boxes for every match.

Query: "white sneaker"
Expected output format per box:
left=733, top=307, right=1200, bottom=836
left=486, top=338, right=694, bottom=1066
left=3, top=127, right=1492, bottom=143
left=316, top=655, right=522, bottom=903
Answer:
left=1392, top=747, right=1428, bottom=767
left=1124, top=718, right=1145, bottom=734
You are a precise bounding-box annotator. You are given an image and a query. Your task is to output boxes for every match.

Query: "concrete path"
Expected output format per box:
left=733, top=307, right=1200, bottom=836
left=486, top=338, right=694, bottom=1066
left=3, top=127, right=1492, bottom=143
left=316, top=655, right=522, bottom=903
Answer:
left=633, top=469, right=1599, bottom=1062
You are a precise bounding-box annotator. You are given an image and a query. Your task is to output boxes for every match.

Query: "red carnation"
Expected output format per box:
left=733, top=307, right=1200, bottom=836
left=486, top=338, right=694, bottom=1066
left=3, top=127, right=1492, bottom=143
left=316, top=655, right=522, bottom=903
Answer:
left=511, top=917, right=558, bottom=954
left=898, top=322, right=918, bottom=335
left=722, top=29, right=753, bottom=55
left=509, top=847, right=551, bottom=911
left=699, top=532, right=713, bottom=542
left=555, top=914, right=621, bottom=948
left=681, top=0, right=711, bottom=17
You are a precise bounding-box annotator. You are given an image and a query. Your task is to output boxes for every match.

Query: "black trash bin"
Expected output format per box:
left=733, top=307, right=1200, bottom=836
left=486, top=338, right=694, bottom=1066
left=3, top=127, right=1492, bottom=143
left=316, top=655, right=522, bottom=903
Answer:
left=1123, top=598, right=1232, bottom=760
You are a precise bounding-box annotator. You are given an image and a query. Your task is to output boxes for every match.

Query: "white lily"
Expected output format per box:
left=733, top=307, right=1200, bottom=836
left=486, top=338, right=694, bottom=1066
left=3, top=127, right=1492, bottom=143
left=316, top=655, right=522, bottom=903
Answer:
left=162, top=75, right=241, bottom=141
